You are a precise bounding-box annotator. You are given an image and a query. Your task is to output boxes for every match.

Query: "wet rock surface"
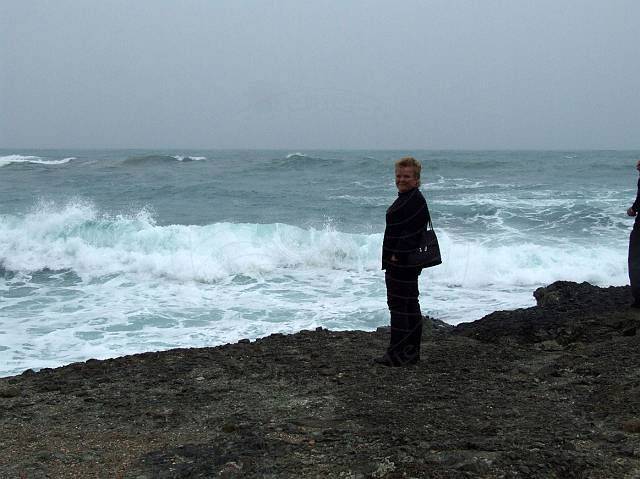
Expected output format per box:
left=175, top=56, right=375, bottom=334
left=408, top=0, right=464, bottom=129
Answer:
left=1, top=281, right=640, bottom=478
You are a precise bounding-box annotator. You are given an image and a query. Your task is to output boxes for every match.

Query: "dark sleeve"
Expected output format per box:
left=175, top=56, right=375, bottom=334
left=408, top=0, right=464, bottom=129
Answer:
left=382, top=212, right=400, bottom=268
left=633, top=178, right=640, bottom=212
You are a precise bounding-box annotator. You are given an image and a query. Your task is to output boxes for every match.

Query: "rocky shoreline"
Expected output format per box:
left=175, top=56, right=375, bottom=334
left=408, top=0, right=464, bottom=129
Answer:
left=1, top=281, right=640, bottom=478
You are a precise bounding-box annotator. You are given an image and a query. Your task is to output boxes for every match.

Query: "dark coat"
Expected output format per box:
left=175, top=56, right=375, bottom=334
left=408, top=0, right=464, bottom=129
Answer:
left=382, top=187, right=430, bottom=270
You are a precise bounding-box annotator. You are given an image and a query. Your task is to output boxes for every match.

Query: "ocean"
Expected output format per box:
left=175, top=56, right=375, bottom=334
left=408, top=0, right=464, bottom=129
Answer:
left=0, top=149, right=637, bottom=377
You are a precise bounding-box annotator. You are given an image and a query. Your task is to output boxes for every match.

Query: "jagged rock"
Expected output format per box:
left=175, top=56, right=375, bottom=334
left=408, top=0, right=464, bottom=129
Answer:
left=424, top=315, right=453, bottom=331
left=533, top=281, right=631, bottom=312
left=453, top=282, right=640, bottom=344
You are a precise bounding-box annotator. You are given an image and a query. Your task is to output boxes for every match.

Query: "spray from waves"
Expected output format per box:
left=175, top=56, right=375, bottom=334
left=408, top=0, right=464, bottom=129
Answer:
left=0, top=155, right=74, bottom=167
left=435, top=235, right=627, bottom=289
left=0, top=201, right=629, bottom=288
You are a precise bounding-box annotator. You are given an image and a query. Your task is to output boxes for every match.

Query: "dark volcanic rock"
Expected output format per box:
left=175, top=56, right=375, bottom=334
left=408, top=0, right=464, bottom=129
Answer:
left=127, top=444, right=230, bottom=478
left=453, top=281, right=640, bottom=344
left=1, top=281, right=640, bottom=478
left=533, top=280, right=632, bottom=312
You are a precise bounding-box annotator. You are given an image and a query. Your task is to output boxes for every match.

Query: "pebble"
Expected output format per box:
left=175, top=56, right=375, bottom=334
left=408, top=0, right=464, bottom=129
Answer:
left=622, top=419, right=640, bottom=433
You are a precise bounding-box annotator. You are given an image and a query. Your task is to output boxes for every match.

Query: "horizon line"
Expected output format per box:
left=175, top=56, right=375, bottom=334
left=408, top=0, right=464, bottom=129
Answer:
left=2, top=146, right=640, bottom=152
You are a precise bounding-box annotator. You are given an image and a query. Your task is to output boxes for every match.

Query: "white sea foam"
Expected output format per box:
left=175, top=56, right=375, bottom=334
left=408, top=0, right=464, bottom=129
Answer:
left=0, top=155, right=74, bottom=167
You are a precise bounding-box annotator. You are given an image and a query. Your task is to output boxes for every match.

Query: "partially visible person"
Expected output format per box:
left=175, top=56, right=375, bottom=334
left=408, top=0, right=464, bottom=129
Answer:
left=627, top=160, right=640, bottom=308
left=376, top=157, right=430, bottom=366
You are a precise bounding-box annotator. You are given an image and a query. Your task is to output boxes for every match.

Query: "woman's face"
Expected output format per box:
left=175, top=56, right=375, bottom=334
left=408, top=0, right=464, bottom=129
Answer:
left=395, top=166, right=418, bottom=193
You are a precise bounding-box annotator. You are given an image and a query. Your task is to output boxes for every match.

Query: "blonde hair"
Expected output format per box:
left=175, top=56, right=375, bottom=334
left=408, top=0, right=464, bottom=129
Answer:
left=395, top=156, right=422, bottom=186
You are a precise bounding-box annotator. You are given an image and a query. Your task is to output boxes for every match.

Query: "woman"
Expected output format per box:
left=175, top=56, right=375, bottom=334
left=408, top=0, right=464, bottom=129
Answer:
left=376, top=157, right=430, bottom=366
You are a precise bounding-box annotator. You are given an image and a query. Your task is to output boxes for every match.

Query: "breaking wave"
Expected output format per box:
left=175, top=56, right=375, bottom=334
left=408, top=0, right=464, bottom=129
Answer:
left=0, top=155, right=74, bottom=167
left=0, top=201, right=628, bottom=288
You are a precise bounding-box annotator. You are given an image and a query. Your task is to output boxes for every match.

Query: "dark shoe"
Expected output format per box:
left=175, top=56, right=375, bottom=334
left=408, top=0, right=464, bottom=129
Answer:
left=373, top=355, right=418, bottom=367
left=373, top=355, right=399, bottom=367
left=405, top=356, right=420, bottom=365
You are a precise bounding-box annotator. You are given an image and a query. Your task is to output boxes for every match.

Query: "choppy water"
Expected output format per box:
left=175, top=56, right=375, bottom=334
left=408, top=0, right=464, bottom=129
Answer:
left=1, top=149, right=638, bottom=376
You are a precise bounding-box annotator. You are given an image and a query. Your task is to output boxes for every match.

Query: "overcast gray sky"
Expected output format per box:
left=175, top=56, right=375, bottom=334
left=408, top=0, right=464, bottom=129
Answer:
left=1, top=0, right=639, bottom=149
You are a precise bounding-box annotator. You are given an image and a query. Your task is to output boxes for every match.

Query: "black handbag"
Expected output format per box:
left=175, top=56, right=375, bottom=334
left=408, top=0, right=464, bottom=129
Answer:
left=406, top=219, right=442, bottom=268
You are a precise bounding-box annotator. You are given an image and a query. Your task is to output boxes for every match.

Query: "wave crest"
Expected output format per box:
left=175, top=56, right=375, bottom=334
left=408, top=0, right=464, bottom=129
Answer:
left=0, top=155, right=74, bottom=167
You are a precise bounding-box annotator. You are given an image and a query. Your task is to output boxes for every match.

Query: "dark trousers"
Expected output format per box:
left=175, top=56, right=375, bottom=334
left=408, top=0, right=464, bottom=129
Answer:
left=629, top=223, right=640, bottom=301
left=385, top=266, right=422, bottom=362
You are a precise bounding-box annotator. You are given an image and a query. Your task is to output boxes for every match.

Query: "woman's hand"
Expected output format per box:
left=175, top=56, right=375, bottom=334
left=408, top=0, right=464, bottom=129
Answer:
left=628, top=207, right=637, bottom=217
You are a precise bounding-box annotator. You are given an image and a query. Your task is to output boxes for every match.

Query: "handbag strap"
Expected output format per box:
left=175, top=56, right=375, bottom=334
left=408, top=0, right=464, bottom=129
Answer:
left=424, top=198, right=435, bottom=231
